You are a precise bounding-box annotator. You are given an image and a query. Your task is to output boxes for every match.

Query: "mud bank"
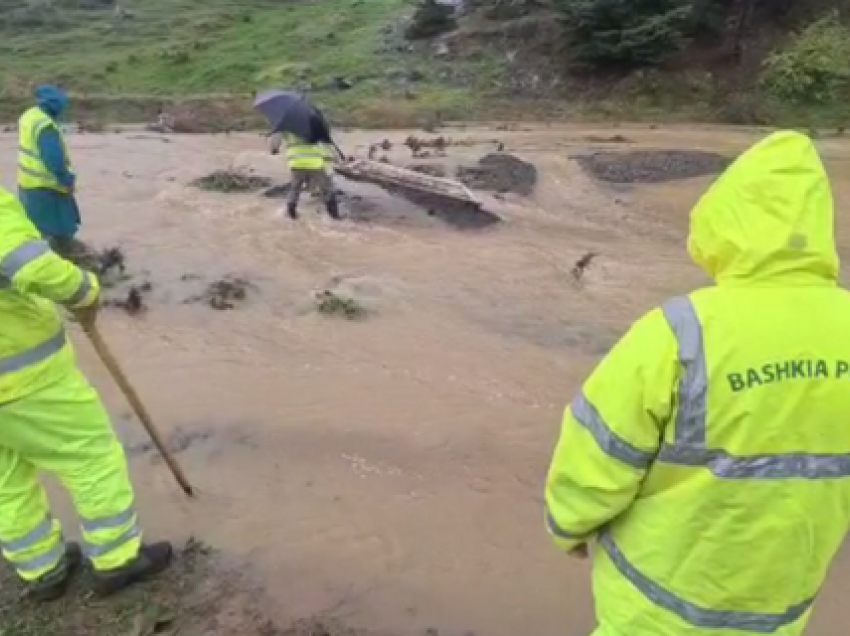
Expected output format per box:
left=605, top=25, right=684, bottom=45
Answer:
left=0, top=540, right=374, bottom=636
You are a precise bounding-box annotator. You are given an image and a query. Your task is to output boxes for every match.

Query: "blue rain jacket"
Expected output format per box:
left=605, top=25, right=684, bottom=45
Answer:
left=19, top=86, right=81, bottom=240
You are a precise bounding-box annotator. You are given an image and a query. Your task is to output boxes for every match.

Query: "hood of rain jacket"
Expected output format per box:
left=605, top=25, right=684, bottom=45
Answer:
left=35, top=85, right=68, bottom=120
left=687, top=131, right=839, bottom=286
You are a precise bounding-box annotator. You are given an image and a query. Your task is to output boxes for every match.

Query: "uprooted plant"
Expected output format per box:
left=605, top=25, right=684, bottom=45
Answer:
left=190, top=169, right=272, bottom=193
left=314, top=289, right=366, bottom=320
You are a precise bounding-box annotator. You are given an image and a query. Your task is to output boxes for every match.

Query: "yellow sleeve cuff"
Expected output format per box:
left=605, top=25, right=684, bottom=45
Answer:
left=64, top=269, right=100, bottom=308
left=545, top=509, right=591, bottom=552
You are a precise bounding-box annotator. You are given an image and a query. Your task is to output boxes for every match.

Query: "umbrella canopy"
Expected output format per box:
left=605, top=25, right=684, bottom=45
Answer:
left=253, top=89, right=331, bottom=144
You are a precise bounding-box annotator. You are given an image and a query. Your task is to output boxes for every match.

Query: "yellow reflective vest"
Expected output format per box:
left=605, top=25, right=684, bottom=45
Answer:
left=0, top=186, right=99, bottom=404
left=17, top=106, right=74, bottom=193
left=283, top=132, right=328, bottom=170
left=546, top=131, right=850, bottom=635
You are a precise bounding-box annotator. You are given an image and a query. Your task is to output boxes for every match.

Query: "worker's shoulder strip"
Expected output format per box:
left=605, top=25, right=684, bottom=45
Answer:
left=0, top=240, right=50, bottom=280
left=660, top=294, right=850, bottom=479
left=31, top=115, right=55, bottom=135
left=662, top=295, right=708, bottom=446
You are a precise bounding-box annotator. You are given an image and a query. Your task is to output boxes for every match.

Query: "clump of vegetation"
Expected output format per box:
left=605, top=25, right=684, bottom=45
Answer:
left=405, top=0, right=457, bottom=40
left=713, top=91, right=768, bottom=125
left=203, top=277, right=253, bottom=310
left=314, top=290, right=366, bottom=320
left=183, top=275, right=255, bottom=310
left=760, top=11, right=850, bottom=105
left=50, top=239, right=130, bottom=287
left=190, top=169, right=272, bottom=193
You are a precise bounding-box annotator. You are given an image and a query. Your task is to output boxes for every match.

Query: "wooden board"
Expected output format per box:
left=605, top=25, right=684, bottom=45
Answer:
left=335, top=159, right=480, bottom=208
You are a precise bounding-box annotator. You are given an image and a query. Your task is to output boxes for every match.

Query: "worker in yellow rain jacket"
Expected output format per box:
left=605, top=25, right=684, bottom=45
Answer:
left=269, top=131, right=340, bottom=221
left=545, top=130, right=850, bottom=635
left=0, top=185, right=172, bottom=601
left=17, top=85, right=82, bottom=248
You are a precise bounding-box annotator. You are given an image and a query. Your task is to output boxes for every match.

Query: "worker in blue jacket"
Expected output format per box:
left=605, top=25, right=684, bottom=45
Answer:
left=17, top=86, right=81, bottom=247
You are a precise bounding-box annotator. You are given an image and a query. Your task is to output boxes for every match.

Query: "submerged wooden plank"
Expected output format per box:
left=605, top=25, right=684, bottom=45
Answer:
left=335, top=159, right=480, bottom=207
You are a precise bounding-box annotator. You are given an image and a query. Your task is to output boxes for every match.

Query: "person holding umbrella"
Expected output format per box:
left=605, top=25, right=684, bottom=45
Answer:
left=254, top=90, right=341, bottom=221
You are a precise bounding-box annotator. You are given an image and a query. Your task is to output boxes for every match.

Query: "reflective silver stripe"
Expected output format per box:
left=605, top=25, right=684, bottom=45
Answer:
left=0, top=240, right=50, bottom=280
left=1, top=515, right=53, bottom=553
left=18, top=164, right=59, bottom=182
left=84, top=524, right=141, bottom=558
left=31, top=116, right=53, bottom=133
left=14, top=542, right=65, bottom=573
left=18, top=146, right=40, bottom=159
left=64, top=270, right=92, bottom=307
left=0, top=330, right=67, bottom=376
left=571, top=393, right=656, bottom=469
left=661, top=295, right=850, bottom=479
left=598, top=298, right=831, bottom=631
left=659, top=444, right=850, bottom=479
left=80, top=506, right=136, bottom=533
left=599, top=532, right=812, bottom=632
left=662, top=296, right=707, bottom=445
left=545, top=510, right=585, bottom=540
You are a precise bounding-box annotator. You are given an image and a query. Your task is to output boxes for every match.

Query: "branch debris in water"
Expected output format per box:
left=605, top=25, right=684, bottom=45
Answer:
left=191, top=169, right=272, bottom=193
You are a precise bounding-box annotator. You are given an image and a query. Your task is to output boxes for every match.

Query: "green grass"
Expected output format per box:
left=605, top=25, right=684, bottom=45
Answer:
left=0, top=0, right=501, bottom=125
left=3, top=0, right=402, bottom=93
left=3, top=0, right=844, bottom=129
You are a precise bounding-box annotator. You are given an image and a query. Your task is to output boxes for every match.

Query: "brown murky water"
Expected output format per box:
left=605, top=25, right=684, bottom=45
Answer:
left=2, top=124, right=850, bottom=635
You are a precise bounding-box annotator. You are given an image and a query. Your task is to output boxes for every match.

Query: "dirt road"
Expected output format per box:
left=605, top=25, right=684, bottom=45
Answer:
left=2, top=124, right=850, bottom=635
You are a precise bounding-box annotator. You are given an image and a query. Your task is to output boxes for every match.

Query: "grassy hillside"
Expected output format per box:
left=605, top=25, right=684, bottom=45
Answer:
left=0, top=0, right=504, bottom=125
left=3, top=0, right=849, bottom=128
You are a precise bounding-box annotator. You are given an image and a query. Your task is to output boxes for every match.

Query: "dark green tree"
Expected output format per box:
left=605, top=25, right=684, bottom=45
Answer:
left=555, top=0, right=696, bottom=67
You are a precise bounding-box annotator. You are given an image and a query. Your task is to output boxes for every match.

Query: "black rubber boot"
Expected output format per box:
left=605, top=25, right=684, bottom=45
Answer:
left=286, top=203, right=299, bottom=220
left=326, top=198, right=341, bottom=220
left=26, top=542, right=83, bottom=603
left=92, top=542, right=174, bottom=598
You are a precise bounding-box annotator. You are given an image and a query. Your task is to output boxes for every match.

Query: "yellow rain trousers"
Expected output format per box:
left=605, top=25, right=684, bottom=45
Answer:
left=0, top=186, right=142, bottom=581
left=545, top=131, right=850, bottom=636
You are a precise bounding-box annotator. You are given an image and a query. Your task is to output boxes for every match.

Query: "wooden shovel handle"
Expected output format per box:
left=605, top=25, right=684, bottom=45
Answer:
left=83, top=322, right=195, bottom=497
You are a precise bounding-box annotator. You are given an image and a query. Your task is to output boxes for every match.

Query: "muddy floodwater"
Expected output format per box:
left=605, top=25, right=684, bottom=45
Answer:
left=3, top=124, right=850, bottom=635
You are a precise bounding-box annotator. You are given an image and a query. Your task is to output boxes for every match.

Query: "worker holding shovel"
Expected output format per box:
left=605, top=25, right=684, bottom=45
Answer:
left=0, top=185, right=172, bottom=601
left=545, top=131, right=850, bottom=635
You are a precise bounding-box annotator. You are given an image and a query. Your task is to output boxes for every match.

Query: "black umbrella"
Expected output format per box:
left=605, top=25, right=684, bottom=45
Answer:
left=253, top=89, right=323, bottom=142
left=310, top=106, right=333, bottom=144
left=253, top=89, right=344, bottom=159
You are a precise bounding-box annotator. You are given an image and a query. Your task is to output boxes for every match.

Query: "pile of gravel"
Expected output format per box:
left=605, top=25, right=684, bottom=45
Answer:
left=574, top=150, right=731, bottom=184
left=457, top=153, right=538, bottom=195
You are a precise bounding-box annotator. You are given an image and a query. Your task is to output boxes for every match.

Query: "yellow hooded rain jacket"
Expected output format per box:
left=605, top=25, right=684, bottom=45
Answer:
left=545, top=131, right=850, bottom=635
left=0, top=185, right=99, bottom=405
